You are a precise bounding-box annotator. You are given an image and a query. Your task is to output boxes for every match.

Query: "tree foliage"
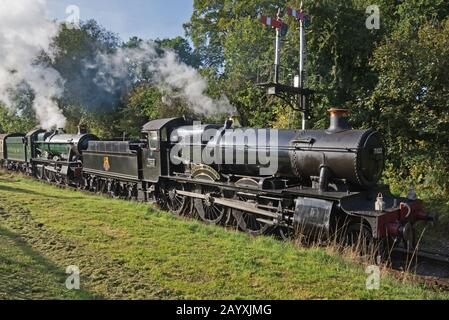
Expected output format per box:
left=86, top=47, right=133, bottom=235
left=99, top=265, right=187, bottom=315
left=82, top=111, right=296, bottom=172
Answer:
left=1, top=1, right=448, bottom=193
left=185, top=0, right=389, bottom=127
left=185, top=0, right=449, bottom=193
left=363, top=18, right=449, bottom=191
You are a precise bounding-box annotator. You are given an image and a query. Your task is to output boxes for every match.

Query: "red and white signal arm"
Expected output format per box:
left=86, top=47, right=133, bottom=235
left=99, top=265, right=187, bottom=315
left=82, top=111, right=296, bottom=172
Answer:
left=260, top=15, right=283, bottom=29
left=287, top=7, right=307, bottom=21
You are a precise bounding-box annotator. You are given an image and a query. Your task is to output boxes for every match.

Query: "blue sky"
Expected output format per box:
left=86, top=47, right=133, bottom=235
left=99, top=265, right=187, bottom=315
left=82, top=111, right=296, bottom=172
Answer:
left=46, top=0, right=194, bottom=41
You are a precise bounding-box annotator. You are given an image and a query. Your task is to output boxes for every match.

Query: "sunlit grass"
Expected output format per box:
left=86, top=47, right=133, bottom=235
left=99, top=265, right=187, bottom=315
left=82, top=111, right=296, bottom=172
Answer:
left=0, top=171, right=447, bottom=300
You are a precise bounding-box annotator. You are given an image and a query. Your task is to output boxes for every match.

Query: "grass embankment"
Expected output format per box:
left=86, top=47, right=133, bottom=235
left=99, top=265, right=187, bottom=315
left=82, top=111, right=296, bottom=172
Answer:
left=0, top=171, right=448, bottom=300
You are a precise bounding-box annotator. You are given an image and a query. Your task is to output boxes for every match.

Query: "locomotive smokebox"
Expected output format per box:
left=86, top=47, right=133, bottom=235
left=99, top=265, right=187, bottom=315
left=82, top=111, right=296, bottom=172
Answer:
left=327, top=108, right=351, bottom=133
left=290, top=106, right=385, bottom=189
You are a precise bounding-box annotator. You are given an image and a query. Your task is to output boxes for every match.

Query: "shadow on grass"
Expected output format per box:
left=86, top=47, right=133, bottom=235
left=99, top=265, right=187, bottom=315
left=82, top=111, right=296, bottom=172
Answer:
left=0, top=177, right=18, bottom=183
left=0, top=225, right=100, bottom=300
left=0, top=184, right=83, bottom=201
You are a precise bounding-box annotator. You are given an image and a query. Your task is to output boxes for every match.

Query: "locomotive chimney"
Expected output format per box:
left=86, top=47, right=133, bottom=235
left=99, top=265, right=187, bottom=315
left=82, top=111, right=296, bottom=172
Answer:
left=77, top=124, right=87, bottom=135
left=327, top=108, right=351, bottom=133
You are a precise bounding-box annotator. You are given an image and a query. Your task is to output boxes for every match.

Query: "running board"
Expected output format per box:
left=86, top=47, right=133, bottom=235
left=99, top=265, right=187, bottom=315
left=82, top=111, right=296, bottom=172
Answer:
left=176, top=190, right=280, bottom=220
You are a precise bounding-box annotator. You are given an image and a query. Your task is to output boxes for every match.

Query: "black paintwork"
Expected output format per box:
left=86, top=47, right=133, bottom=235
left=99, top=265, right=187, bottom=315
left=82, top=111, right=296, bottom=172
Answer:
left=141, top=117, right=190, bottom=183
left=83, top=140, right=143, bottom=181
left=170, top=123, right=384, bottom=189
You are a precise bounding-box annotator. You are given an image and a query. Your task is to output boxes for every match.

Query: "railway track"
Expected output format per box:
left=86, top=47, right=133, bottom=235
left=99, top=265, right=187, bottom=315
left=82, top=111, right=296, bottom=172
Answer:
left=392, top=247, right=449, bottom=272
left=390, top=247, right=449, bottom=290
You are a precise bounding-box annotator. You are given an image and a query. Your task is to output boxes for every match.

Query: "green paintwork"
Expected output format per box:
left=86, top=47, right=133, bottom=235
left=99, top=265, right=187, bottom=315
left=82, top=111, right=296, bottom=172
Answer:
left=36, top=143, right=72, bottom=159
left=26, top=130, right=46, bottom=161
left=5, top=136, right=26, bottom=162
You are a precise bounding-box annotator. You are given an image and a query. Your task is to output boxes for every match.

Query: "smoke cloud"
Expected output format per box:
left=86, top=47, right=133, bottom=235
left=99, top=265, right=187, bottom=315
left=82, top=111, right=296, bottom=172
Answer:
left=91, top=42, right=236, bottom=116
left=0, top=0, right=234, bottom=131
left=0, top=0, right=66, bottom=129
left=154, top=50, right=234, bottom=116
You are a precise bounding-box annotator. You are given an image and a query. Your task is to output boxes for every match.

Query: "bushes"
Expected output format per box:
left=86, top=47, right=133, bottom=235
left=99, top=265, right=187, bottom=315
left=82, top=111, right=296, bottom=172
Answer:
left=383, top=152, right=449, bottom=228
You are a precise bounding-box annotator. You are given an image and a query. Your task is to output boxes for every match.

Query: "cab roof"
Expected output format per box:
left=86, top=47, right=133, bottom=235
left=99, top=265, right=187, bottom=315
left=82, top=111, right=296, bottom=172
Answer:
left=142, top=117, right=190, bottom=132
left=0, top=133, right=25, bottom=140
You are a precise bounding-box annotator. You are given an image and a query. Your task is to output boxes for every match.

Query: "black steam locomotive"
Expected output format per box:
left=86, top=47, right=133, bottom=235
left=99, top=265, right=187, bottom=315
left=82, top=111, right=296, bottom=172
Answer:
left=0, top=109, right=434, bottom=254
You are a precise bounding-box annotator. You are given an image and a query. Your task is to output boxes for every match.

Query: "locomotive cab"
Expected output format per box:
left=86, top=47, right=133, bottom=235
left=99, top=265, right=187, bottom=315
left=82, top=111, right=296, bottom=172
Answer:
left=141, top=117, right=190, bottom=183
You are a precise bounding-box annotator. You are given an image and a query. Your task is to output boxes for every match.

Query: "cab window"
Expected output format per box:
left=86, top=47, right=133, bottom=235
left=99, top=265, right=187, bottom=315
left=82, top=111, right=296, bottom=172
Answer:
left=148, top=131, right=159, bottom=151
left=160, top=128, right=168, bottom=142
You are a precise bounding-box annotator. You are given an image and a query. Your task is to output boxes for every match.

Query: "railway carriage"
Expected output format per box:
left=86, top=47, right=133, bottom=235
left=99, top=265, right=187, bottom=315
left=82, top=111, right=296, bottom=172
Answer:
left=0, top=133, right=27, bottom=171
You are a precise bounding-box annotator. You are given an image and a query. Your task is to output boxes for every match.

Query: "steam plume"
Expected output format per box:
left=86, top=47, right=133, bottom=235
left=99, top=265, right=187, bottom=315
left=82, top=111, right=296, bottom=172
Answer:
left=92, top=42, right=236, bottom=116
left=0, top=0, right=235, bottom=132
left=0, top=0, right=66, bottom=129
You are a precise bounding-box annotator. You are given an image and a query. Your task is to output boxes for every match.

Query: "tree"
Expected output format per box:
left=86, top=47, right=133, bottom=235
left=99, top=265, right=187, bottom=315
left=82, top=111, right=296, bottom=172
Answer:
left=117, top=36, right=201, bottom=137
left=155, top=37, right=201, bottom=68
left=185, top=0, right=385, bottom=127
left=364, top=18, right=449, bottom=190
left=0, top=104, right=36, bottom=134
left=184, top=0, right=449, bottom=194
left=50, top=21, right=200, bottom=137
left=52, top=20, right=121, bottom=115
left=0, top=82, right=37, bottom=133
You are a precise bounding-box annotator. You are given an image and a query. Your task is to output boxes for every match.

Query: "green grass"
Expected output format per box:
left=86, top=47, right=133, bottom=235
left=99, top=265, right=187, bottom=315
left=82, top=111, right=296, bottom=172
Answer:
left=0, top=171, right=448, bottom=300
left=0, top=226, right=93, bottom=299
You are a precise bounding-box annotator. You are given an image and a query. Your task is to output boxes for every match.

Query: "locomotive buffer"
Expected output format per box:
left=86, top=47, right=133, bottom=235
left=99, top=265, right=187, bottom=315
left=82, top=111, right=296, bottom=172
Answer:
left=257, top=3, right=313, bottom=130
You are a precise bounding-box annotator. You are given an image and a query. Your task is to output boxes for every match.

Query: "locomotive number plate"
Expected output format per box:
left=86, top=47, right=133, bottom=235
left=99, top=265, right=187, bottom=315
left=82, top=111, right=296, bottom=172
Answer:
left=147, top=159, right=156, bottom=168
